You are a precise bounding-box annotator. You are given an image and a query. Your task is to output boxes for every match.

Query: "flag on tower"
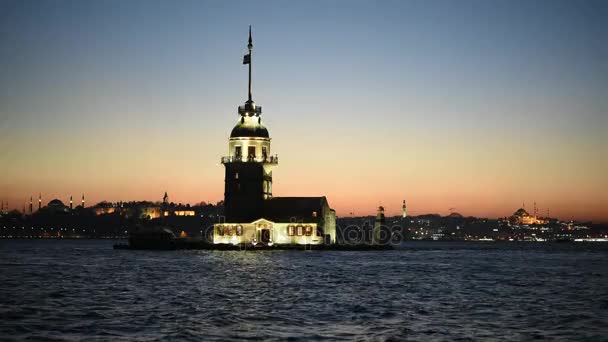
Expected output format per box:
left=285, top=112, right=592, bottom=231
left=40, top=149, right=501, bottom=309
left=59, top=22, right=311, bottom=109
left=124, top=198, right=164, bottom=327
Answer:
left=243, top=53, right=251, bottom=64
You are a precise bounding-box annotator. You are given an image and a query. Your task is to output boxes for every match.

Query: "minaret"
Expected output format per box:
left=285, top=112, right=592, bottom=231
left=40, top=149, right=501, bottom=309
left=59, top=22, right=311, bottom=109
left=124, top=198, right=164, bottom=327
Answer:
left=163, top=192, right=169, bottom=205
left=402, top=200, right=407, bottom=218
left=81, top=194, right=85, bottom=208
left=29, top=196, right=33, bottom=214
left=70, top=195, right=73, bottom=210
left=222, top=26, right=277, bottom=222
left=38, top=193, right=42, bottom=210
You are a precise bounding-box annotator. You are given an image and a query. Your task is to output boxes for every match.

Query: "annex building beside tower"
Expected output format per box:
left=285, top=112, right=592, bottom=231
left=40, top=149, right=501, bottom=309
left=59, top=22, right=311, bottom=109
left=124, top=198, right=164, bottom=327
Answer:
left=213, top=27, right=336, bottom=246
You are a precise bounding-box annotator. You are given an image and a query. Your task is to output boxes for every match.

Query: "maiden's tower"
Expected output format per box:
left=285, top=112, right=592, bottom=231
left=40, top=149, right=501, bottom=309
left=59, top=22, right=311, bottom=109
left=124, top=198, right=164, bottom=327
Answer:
left=213, top=27, right=336, bottom=246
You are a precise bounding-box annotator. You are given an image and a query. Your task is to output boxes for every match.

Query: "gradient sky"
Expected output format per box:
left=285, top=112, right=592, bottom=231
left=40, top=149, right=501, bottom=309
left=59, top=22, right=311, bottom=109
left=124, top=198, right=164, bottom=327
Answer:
left=1, top=0, right=607, bottom=221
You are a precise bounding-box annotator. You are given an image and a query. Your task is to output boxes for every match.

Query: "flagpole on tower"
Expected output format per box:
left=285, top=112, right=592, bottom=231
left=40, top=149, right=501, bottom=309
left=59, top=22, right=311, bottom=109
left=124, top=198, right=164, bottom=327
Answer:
left=241, top=26, right=258, bottom=116
left=247, top=25, right=253, bottom=103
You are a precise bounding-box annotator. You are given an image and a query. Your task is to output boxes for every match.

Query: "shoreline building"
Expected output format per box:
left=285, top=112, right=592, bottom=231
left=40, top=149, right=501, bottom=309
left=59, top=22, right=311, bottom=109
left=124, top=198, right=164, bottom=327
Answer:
left=91, top=193, right=196, bottom=218
left=213, top=27, right=336, bottom=246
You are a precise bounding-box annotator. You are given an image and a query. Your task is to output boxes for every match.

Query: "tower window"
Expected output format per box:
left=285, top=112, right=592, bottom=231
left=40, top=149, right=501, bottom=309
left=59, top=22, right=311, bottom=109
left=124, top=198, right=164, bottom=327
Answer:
left=235, top=146, right=242, bottom=159
left=262, top=146, right=267, bottom=160
left=248, top=146, right=256, bottom=160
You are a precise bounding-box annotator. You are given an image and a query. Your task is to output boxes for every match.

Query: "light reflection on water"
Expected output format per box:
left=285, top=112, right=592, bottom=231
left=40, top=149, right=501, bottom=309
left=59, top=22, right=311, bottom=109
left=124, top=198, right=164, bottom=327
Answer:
left=1, top=240, right=607, bottom=340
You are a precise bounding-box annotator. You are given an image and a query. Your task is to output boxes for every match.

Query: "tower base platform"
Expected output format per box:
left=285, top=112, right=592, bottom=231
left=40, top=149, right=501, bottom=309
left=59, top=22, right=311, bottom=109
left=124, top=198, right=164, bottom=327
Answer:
left=113, top=238, right=393, bottom=251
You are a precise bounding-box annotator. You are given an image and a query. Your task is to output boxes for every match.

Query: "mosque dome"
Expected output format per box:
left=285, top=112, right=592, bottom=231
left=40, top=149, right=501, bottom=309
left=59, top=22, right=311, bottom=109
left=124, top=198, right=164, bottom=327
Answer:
left=513, top=208, right=530, bottom=217
left=43, top=199, right=69, bottom=213
left=447, top=212, right=464, bottom=218
left=48, top=199, right=66, bottom=207
left=230, top=115, right=269, bottom=138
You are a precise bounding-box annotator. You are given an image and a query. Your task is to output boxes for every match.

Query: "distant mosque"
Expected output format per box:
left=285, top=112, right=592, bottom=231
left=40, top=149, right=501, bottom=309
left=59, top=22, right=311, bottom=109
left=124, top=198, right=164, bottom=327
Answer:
left=213, top=27, right=336, bottom=246
left=28, top=193, right=86, bottom=214
left=511, top=202, right=548, bottom=225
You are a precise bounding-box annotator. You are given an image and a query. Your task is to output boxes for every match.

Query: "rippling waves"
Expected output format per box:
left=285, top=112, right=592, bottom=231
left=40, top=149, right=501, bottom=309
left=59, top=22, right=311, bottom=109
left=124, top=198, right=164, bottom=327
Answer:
left=1, top=240, right=607, bottom=340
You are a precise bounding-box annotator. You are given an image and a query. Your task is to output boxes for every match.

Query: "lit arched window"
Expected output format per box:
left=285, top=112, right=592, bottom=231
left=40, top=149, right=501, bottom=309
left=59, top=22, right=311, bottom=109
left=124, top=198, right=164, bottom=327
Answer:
left=217, top=225, right=224, bottom=236
left=236, top=225, right=243, bottom=236
left=287, top=225, right=295, bottom=236
left=228, top=225, right=233, bottom=236
left=297, top=225, right=303, bottom=236
left=305, top=225, right=312, bottom=236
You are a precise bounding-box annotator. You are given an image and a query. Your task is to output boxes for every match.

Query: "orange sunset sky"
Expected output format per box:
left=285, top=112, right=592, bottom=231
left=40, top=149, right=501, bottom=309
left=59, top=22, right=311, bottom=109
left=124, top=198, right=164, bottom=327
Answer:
left=1, top=1, right=606, bottom=222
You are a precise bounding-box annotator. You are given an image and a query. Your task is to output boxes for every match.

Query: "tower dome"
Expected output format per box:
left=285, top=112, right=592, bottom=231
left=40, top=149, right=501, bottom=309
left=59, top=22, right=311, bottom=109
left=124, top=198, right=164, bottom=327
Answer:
left=230, top=115, right=269, bottom=138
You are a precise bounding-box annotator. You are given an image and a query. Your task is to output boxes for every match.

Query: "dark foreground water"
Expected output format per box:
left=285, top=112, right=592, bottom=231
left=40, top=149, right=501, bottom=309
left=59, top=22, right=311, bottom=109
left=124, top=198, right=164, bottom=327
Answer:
left=1, top=240, right=607, bottom=341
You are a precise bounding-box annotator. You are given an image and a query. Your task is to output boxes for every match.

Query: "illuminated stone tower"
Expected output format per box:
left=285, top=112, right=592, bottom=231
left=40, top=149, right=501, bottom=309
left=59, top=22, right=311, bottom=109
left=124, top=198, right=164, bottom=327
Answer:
left=221, top=26, right=277, bottom=222
left=38, top=193, right=42, bottom=210
left=402, top=200, right=407, bottom=219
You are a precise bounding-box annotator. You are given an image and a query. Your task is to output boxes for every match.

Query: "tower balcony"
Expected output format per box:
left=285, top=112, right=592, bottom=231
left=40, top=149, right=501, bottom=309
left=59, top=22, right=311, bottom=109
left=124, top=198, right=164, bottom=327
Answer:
left=221, top=154, right=278, bottom=164
left=238, top=105, right=262, bottom=116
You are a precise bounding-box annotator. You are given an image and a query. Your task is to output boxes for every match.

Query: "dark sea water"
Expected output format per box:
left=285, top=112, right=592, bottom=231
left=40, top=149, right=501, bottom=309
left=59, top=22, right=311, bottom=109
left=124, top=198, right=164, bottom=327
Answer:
left=1, top=240, right=607, bottom=341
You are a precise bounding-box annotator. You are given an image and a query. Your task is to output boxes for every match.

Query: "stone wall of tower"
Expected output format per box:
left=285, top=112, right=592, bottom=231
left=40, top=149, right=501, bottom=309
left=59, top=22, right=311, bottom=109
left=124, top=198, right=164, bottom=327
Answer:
left=224, top=163, right=266, bottom=222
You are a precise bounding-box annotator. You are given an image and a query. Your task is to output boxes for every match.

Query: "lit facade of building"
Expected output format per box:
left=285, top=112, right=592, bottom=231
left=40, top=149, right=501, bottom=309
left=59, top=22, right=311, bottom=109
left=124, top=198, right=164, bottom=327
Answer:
left=213, top=28, right=336, bottom=246
left=163, top=209, right=195, bottom=217
left=512, top=207, right=548, bottom=225
left=93, top=206, right=116, bottom=216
